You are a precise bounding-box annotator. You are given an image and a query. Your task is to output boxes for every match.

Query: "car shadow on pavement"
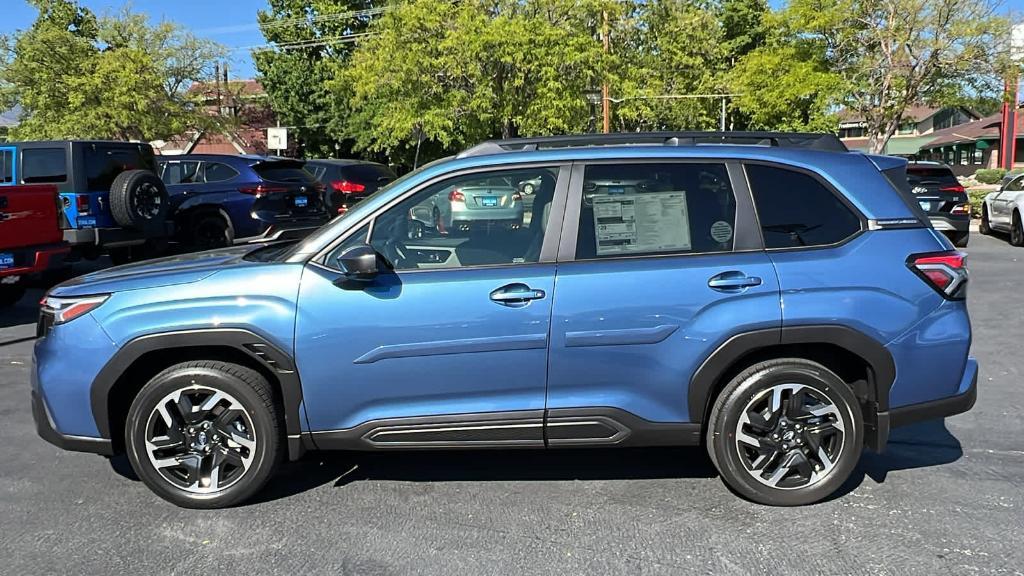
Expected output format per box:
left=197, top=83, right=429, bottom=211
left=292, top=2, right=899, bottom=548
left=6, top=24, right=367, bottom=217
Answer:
left=832, top=419, right=964, bottom=500
left=249, top=447, right=719, bottom=505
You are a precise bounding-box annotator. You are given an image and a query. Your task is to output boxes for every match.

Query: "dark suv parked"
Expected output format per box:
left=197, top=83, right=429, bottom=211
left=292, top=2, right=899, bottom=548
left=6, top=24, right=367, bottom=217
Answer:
left=305, top=159, right=396, bottom=215
left=905, top=161, right=970, bottom=247
left=157, top=155, right=330, bottom=249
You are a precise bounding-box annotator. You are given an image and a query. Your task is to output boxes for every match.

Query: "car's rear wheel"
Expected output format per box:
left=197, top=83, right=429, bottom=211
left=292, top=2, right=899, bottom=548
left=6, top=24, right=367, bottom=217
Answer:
left=706, top=358, right=863, bottom=506
left=979, top=205, right=991, bottom=235
left=125, top=361, right=282, bottom=508
left=188, top=212, right=234, bottom=250
left=1011, top=210, right=1024, bottom=247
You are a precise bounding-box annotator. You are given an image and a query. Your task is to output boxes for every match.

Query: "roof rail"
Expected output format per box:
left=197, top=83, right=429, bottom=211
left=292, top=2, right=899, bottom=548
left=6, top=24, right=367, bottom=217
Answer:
left=456, top=131, right=848, bottom=158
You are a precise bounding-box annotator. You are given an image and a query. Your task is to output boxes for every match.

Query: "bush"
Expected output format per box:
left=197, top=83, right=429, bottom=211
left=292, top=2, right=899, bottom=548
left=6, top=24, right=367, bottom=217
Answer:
left=973, top=168, right=1007, bottom=184
left=968, top=188, right=989, bottom=218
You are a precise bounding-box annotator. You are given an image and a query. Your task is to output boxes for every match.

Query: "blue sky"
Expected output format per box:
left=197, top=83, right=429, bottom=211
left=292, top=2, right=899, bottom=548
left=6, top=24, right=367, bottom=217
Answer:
left=3, top=0, right=1024, bottom=81
left=2, top=0, right=269, bottom=78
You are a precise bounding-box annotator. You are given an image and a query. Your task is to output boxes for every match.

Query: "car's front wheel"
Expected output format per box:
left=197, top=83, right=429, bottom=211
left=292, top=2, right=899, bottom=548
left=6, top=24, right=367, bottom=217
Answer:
left=706, top=358, right=863, bottom=506
left=125, top=361, right=282, bottom=508
left=979, top=205, right=992, bottom=235
left=1011, top=210, right=1024, bottom=247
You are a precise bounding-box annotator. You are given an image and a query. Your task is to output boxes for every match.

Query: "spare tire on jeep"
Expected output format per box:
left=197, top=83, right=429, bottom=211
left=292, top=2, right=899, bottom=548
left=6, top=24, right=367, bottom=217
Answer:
left=109, top=170, right=169, bottom=233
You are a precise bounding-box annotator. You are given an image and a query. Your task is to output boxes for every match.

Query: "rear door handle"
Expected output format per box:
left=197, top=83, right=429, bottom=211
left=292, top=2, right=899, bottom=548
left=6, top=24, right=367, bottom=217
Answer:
left=490, top=283, right=546, bottom=307
left=708, top=271, right=762, bottom=291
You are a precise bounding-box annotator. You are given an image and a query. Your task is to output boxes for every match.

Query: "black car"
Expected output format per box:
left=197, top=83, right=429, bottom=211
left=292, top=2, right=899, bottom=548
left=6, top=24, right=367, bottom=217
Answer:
left=305, top=159, right=397, bottom=215
left=905, top=162, right=970, bottom=247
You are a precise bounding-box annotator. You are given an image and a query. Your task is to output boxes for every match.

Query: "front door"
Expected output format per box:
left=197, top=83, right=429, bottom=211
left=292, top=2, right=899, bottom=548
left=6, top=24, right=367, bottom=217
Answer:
left=991, top=176, right=1021, bottom=228
left=544, top=161, right=781, bottom=443
left=295, top=164, right=567, bottom=448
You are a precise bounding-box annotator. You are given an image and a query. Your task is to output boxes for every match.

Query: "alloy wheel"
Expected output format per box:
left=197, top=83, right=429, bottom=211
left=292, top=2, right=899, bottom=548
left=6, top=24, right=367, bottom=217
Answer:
left=734, top=383, right=845, bottom=490
left=131, top=182, right=164, bottom=221
left=144, top=386, right=257, bottom=494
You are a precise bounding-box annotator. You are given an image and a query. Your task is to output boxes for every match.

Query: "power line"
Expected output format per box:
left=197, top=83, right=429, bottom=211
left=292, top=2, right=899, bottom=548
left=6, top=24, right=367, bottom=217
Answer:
left=230, top=32, right=377, bottom=53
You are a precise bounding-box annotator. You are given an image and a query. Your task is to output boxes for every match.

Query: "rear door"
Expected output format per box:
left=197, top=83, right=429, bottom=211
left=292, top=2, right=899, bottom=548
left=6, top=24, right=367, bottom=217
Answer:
left=544, top=160, right=781, bottom=442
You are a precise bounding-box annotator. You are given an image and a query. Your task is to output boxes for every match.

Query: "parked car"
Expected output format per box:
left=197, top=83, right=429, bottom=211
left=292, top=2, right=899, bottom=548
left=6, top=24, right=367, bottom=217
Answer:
left=33, top=131, right=976, bottom=508
left=156, top=155, right=330, bottom=249
left=304, top=159, right=396, bottom=215
left=414, top=174, right=526, bottom=236
left=904, top=161, right=970, bottom=247
left=3, top=141, right=170, bottom=263
left=979, top=171, right=1024, bottom=246
left=0, top=172, right=69, bottom=306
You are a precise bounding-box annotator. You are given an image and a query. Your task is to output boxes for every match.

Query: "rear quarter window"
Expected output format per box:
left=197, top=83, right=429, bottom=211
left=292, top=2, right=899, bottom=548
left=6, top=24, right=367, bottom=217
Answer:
left=22, top=148, right=68, bottom=184
left=746, top=164, right=862, bottom=249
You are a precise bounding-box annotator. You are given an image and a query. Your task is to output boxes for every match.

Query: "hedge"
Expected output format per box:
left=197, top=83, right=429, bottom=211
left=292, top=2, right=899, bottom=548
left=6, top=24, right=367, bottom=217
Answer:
left=974, top=168, right=1006, bottom=184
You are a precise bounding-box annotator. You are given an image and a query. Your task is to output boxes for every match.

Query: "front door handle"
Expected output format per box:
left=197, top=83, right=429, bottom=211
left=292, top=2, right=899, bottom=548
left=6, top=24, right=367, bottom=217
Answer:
left=708, top=271, right=762, bottom=291
left=490, top=283, right=546, bottom=307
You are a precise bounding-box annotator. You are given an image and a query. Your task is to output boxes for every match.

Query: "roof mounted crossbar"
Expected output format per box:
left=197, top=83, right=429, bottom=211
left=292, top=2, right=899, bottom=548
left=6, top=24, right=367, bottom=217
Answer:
left=456, top=131, right=848, bottom=158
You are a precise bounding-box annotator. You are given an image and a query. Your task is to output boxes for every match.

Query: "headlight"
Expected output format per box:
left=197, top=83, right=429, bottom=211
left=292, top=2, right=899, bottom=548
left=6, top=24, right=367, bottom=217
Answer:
left=40, top=294, right=110, bottom=325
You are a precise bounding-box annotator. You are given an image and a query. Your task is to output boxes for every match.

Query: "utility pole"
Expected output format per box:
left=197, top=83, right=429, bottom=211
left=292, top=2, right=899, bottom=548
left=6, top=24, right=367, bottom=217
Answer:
left=601, top=10, right=610, bottom=134
left=720, top=97, right=727, bottom=131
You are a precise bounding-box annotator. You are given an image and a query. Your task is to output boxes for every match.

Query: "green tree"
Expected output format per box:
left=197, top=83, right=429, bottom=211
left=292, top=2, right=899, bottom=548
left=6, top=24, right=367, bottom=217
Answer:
left=0, top=0, right=223, bottom=141
left=779, top=0, right=1009, bottom=153
left=253, top=0, right=375, bottom=157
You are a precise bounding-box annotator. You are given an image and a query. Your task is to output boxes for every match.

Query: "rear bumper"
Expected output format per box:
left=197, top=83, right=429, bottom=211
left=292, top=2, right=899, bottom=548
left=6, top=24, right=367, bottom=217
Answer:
left=0, top=243, right=70, bottom=280
left=929, top=216, right=970, bottom=233
left=32, top=390, right=113, bottom=456
left=63, top=222, right=173, bottom=247
left=874, top=357, right=978, bottom=450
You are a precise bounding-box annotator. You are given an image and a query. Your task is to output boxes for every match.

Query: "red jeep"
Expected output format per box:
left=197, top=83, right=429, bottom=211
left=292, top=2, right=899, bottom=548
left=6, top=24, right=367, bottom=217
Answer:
left=1, top=147, right=69, bottom=306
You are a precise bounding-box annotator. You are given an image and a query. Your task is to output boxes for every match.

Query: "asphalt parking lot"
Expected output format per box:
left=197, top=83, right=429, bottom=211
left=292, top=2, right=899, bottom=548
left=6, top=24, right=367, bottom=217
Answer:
left=1, top=234, right=1022, bottom=576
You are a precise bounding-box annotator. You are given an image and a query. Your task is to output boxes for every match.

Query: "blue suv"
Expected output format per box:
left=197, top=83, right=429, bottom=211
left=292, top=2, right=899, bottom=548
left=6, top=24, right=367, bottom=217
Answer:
left=32, top=132, right=977, bottom=508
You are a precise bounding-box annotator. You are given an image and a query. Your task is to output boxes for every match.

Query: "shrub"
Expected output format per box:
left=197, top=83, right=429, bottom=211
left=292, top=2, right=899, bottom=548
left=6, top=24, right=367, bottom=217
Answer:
left=968, top=188, right=989, bottom=218
left=973, top=168, right=1007, bottom=184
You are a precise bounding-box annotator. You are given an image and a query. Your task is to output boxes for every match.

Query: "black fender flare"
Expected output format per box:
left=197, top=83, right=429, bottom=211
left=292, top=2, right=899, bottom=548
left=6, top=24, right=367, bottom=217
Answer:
left=90, top=328, right=305, bottom=460
left=688, top=324, right=896, bottom=425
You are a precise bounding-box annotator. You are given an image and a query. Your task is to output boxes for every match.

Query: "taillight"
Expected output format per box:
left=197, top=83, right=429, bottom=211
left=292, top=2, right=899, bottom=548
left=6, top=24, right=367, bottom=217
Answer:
left=238, top=185, right=288, bottom=197
left=76, top=195, right=90, bottom=215
left=41, top=294, right=110, bottom=325
left=950, top=203, right=970, bottom=215
left=331, top=181, right=365, bottom=194
left=940, top=184, right=966, bottom=193
left=448, top=189, right=465, bottom=202
left=908, top=251, right=968, bottom=299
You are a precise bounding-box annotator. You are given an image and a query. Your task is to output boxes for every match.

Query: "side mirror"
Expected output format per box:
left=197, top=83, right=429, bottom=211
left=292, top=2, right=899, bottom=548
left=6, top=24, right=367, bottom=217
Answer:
left=334, top=244, right=380, bottom=282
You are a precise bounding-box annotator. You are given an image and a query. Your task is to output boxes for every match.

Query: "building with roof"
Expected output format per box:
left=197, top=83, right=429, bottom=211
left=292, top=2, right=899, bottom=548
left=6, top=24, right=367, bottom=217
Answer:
left=915, top=112, right=1023, bottom=175
left=838, top=105, right=982, bottom=156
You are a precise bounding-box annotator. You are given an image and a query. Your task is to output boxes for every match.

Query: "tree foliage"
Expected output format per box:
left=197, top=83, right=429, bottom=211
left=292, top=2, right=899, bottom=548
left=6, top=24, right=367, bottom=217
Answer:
left=0, top=0, right=223, bottom=141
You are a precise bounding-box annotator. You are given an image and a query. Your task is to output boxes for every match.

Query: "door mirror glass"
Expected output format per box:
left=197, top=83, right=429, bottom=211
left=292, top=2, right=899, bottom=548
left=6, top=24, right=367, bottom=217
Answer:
left=335, top=244, right=380, bottom=281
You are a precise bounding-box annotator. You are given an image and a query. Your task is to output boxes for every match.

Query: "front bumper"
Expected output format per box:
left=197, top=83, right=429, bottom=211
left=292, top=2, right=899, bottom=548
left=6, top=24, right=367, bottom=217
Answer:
left=32, top=390, right=113, bottom=456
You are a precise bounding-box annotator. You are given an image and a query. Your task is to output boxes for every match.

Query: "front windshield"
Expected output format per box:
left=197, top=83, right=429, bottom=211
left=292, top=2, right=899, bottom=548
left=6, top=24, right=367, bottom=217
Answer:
left=277, top=156, right=454, bottom=261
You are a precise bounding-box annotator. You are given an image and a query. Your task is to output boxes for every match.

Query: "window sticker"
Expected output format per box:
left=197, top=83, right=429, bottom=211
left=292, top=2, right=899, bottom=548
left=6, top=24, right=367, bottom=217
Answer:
left=592, top=191, right=691, bottom=255
left=710, top=220, right=733, bottom=243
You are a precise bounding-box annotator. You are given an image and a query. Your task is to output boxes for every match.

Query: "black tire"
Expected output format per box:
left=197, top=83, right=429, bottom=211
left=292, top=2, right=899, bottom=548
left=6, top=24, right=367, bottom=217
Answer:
left=187, top=212, right=234, bottom=250
left=949, top=231, right=969, bottom=248
left=706, top=358, right=863, bottom=506
left=0, top=284, right=26, bottom=307
left=1011, top=211, right=1024, bottom=247
left=979, top=205, right=991, bottom=235
left=124, top=361, right=283, bottom=508
left=109, top=170, right=169, bottom=233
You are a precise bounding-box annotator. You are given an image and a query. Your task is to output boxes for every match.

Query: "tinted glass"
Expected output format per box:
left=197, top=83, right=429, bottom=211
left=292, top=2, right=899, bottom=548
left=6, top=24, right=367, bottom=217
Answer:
left=575, top=163, right=736, bottom=259
left=252, top=161, right=317, bottom=183
left=0, top=148, right=12, bottom=184
left=906, top=167, right=959, bottom=187
left=159, top=161, right=202, bottom=185
left=746, top=164, right=861, bottom=249
left=341, top=163, right=397, bottom=184
left=85, top=144, right=155, bottom=191
left=22, top=148, right=68, bottom=183
left=361, top=167, right=557, bottom=270
left=204, top=162, right=239, bottom=183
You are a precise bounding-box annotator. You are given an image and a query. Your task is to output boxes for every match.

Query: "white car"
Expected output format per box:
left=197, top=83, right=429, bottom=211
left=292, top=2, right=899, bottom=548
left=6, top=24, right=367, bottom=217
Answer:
left=980, top=173, right=1024, bottom=246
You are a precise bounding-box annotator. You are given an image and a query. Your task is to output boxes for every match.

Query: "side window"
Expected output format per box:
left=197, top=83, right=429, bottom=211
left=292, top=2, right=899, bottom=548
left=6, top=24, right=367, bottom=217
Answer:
left=22, top=148, right=68, bottom=183
left=0, top=147, right=13, bottom=185
left=203, top=162, right=239, bottom=183
left=359, top=167, right=559, bottom=271
left=575, top=163, right=737, bottom=259
left=160, top=161, right=202, bottom=185
left=1004, top=176, right=1023, bottom=193
left=85, top=144, right=154, bottom=191
left=746, top=164, right=861, bottom=249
